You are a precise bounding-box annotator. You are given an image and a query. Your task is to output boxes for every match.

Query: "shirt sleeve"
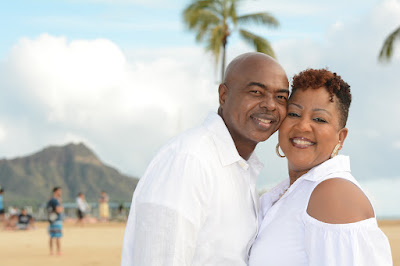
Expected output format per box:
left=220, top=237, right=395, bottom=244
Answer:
left=303, top=214, right=393, bottom=266
left=54, top=199, right=60, bottom=207
left=50, top=199, right=59, bottom=210
left=122, top=151, right=213, bottom=266
left=132, top=203, right=198, bottom=265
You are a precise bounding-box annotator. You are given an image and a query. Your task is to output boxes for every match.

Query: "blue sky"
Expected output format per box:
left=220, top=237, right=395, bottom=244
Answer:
left=0, top=0, right=187, bottom=57
left=1, top=0, right=400, bottom=216
left=0, top=0, right=381, bottom=56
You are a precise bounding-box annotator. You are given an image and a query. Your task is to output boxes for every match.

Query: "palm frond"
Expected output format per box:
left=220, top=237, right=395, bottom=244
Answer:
left=184, top=0, right=218, bottom=11
left=195, top=23, right=212, bottom=42
left=228, top=0, right=238, bottom=26
left=210, top=0, right=225, bottom=14
left=237, top=12, right=279, bottom=28
left=183, top=0, right=220, bottom=21
left=379, top=26, right=400, bottom=62
left=239, top=29, right=275, bottom=58
left=183, top=7, right=221, bottom=29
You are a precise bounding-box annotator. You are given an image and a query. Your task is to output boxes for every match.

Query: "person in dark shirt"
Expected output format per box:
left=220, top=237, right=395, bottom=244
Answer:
left=0, top=187, right=5, bottom=225
left=17, top=208, right=35, bottom=230
left=47, top=187, right=64, bottom=255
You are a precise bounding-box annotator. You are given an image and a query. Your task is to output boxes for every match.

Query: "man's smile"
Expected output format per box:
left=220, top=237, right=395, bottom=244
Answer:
left=251, top=114, right=277, bottom=129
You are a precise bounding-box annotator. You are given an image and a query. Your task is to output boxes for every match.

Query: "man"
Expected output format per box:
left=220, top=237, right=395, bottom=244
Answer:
left=17, top=208, right=35, bottom=230
left=121, top=52, right=289, bottom=265
left=76, top=192, right=90, bottom=226
left=47, top=187, right=64, bottom=255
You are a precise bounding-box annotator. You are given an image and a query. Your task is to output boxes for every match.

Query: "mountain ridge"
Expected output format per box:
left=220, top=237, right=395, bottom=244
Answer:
left=0, top=142, right=138, bottom=207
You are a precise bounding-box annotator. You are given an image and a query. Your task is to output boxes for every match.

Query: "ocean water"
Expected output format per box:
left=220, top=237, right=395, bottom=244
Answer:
left=360, top=176, right=400, bottom=219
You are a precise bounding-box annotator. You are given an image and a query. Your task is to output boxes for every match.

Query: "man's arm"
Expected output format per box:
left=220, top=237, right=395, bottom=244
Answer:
left=132, top=203, right=199, bottom=265
left=122, top=152, right=213, bottom=266
left=55, top=200, right=64, bottom=214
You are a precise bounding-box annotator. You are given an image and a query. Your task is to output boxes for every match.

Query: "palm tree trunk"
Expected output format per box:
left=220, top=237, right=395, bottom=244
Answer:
left=221, top=40, right=227, bottom=82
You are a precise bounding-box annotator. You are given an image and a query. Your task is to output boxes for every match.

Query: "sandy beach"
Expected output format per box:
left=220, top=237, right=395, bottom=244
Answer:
left=1, top=220, right=399, bottom=266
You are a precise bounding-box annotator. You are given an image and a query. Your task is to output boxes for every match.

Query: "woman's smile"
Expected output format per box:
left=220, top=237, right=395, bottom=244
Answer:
left=290, top=137, right=316, bottom=148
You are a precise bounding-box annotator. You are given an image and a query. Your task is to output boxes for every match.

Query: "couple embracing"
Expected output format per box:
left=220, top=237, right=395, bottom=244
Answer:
left=121, top=53, right=392, bottom=266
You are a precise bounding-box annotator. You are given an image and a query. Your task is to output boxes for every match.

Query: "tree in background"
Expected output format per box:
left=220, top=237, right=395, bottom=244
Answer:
left=379, top=25, right=400, bottom=61
left=183, top=0, right=279, bottom=81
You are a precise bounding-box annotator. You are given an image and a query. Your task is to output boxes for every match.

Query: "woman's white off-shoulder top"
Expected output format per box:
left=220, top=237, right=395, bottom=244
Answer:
left=249, top=155, right=392, bottom=266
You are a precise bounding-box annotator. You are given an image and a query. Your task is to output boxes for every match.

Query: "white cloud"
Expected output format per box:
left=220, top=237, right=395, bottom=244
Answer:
left=332, top=21, right=344, bottom=30
left=0, top=125, right=6, bottom=142
left=1, top=34, right=218, bottom=176
left=240, top=1, right=328, bottom=17
left=7, top=34, right=216, bottom=126
left=8, top=34, right=128, bottom=123
left=240, top=0, right=374, bottom=18
left=371, top=0, right=400, bottom=30
left=393, top=141, right=400, bottom=149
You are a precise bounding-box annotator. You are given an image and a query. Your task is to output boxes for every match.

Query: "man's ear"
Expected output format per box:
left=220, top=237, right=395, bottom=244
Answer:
left=218, top=83, right=228, bottom=107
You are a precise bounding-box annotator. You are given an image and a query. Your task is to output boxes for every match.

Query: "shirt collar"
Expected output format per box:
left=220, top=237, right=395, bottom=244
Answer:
left=248, top=152, right=264, bottom=175
left=203, top=112, right=263, bottom=171
left=301, top=155, right=351, bottom=182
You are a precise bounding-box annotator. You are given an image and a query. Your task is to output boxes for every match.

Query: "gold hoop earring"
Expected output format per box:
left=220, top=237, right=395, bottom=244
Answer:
left=276, top=143, right=285, bottom=158
left=330, top=143, right=341, bottom=158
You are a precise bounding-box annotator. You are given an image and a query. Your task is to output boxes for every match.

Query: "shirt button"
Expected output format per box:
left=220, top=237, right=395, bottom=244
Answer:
left=239, top=161, right=249, bottom=170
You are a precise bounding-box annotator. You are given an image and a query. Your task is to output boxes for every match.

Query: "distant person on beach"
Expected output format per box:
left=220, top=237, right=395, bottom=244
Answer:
left=76, top=192, right=90, bottom=226
left=47, top=187, right=64, bottom=255
left=118, top=203, right=124, bottom=215
left=0, top=187, right=4, bottom=225
left=8, top=205, right=18, bottom=216
left=4, top=206, right=19, bottom=230
left=122, top=52, right=290, bottom=265
left=17, top=208, right=35, bottom=230
left=98, top=191, right=110, bottom=222
left=4, top=213, right=18, bottom=230
left=116, top=203, right=126, bottom=222
left=248, top=69, right=392, bottom=265
left=3, top=206, right=19, bottom=230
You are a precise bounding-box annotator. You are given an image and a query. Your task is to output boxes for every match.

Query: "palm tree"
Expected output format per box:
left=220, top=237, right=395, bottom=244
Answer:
left=379, top=25, right=400, bottom=61
left=183, top=0, right=279, bottom=81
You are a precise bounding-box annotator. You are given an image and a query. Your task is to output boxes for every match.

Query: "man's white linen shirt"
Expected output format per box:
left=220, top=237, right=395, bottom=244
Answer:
left=121, top=112, right=263, bottom=266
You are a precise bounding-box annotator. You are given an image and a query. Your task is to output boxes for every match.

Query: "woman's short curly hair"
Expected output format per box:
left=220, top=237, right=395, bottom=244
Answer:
left=291, top=68, right=352, bottom=128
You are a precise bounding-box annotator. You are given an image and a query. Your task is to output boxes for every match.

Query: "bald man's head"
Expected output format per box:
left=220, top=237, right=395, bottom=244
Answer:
left=218, top=52, right=289, bottom=159
left=223, top=52, right=286, bottom=86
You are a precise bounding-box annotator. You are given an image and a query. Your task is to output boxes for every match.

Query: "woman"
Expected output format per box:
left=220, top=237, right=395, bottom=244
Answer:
left=98, top=191, right=110, bottom=222
left=249, top=69, right=392, bottom=265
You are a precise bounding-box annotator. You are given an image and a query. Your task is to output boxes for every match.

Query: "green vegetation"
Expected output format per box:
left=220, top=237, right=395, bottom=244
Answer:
left=183, top=0, right=279, bottom=81
left=0, top=143, right=138, bottom=208
left=379, top=25, right=400, bottom=61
